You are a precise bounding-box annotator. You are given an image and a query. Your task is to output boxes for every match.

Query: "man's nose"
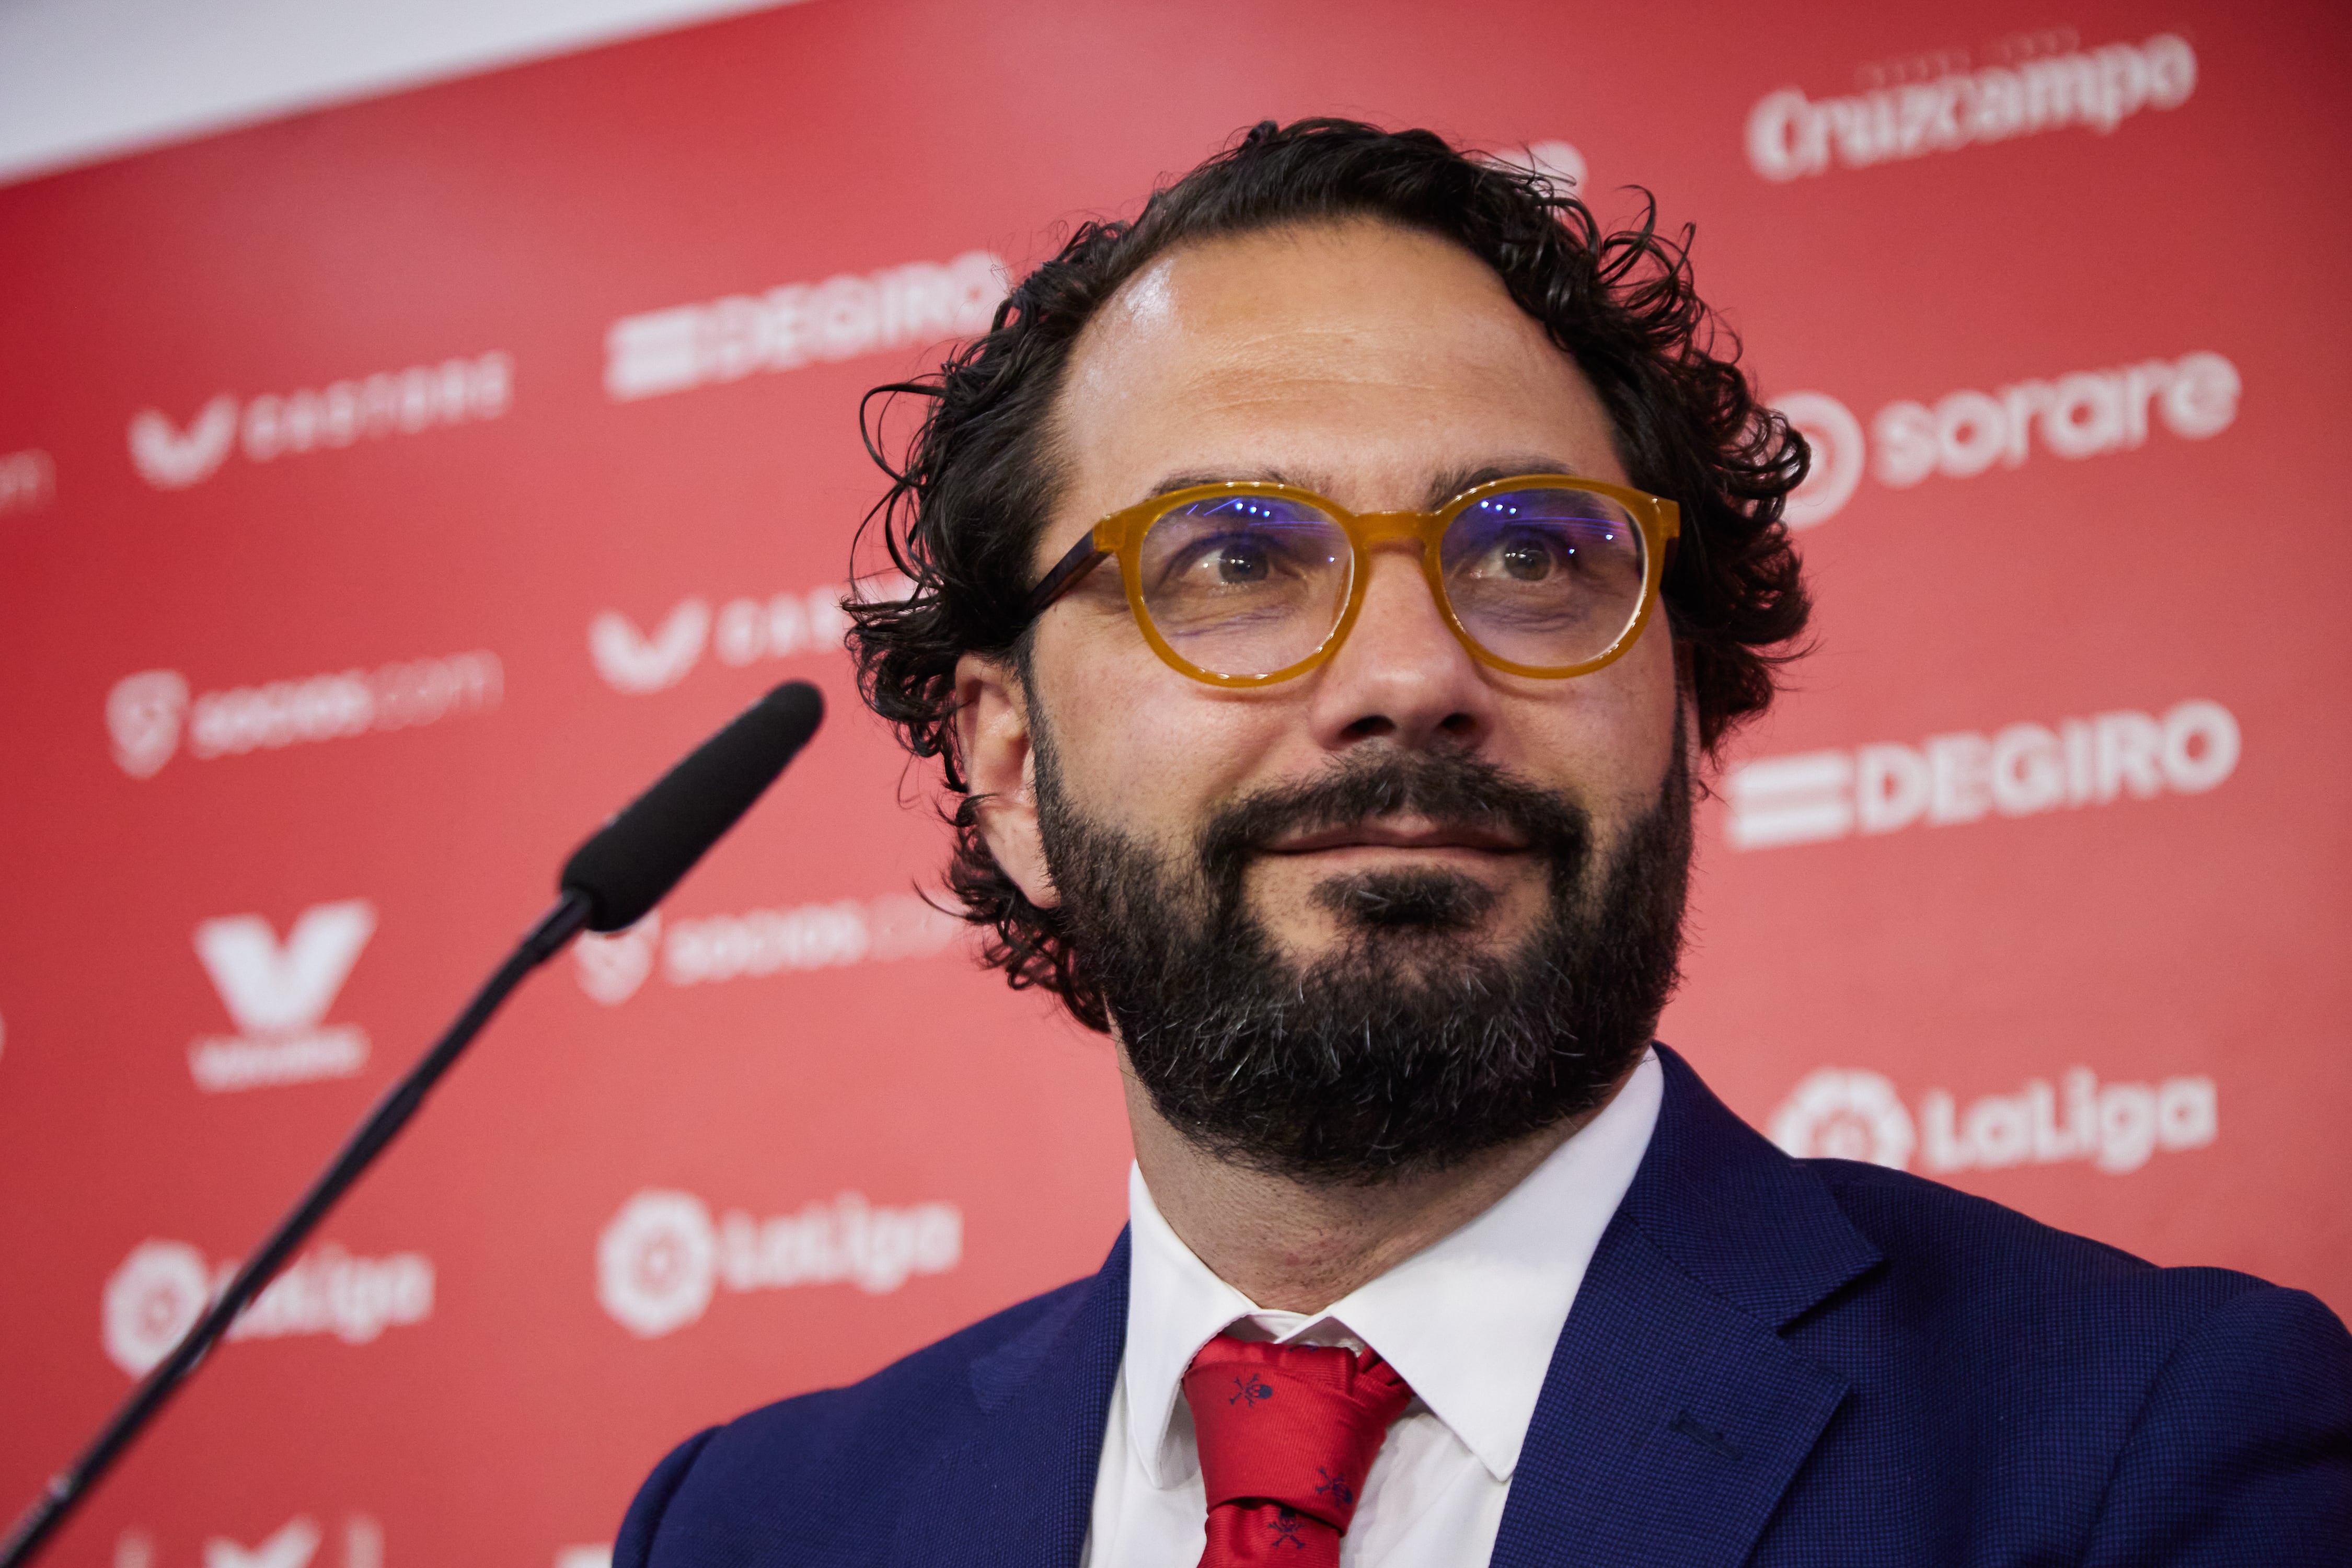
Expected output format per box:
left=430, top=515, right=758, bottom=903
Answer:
left=1304, top=546, right=1496, bottom=750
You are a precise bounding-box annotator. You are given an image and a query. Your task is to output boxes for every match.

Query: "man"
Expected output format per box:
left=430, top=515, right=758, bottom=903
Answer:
left=616, top=120, right=2351, bottom=1565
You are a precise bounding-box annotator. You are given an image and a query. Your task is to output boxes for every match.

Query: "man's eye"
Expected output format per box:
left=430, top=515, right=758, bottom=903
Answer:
left=1215, top=542, right=1272, bottom=583
left=1498, top=538, right=1556, bottom=581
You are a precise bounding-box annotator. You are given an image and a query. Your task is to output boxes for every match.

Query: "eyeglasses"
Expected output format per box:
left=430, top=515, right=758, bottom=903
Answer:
left=1022, top=474, right=1681, bottom=687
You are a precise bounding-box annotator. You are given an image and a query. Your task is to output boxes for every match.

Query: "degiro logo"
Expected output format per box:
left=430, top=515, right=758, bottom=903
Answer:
left=596, top=1189, right=962, bottom=1338
left=1725, top=698, right=2239, bottom=851
left=1771, top=1064, right=2217, bottom=1177
left=1771, top=350, right=2239, bottom=529
left=605, top=252, right=1004, bottom=401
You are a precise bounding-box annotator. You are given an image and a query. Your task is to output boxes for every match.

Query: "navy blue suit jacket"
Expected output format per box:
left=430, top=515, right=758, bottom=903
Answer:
left=616, top=1046, right=2352, bottom=1564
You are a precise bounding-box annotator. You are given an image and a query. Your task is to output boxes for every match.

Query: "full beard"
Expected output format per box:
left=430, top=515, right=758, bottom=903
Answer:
left=1034, top=730, right=1693, bottom=1185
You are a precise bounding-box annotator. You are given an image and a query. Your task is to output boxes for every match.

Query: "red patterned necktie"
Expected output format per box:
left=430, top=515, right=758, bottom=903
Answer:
left=1182, top=1335, right=1415, bottom=1566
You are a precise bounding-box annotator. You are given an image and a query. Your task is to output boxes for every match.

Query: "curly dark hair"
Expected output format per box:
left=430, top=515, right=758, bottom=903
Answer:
left=847, top=117, right=1812, bottom=1030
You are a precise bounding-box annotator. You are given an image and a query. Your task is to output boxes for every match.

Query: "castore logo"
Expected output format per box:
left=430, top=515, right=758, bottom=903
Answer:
left=587, top=574, right=903, bottom=695
left=129, top=397, right=239, bottom=489
left=127, top=353, right=512, bottom=490
left=589, top=601, right=710, bottom=694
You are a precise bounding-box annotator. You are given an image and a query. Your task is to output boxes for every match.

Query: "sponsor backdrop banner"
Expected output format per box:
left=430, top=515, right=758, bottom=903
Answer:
left=2, top=0, right=2346, bottom=1561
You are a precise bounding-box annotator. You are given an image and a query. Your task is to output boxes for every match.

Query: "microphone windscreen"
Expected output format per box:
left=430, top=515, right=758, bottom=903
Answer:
left=560, top=681, right=825, bottom=931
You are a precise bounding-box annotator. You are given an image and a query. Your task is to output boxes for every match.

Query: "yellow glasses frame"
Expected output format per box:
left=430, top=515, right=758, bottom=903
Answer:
left=1022, top=474, right=1682, bottom=687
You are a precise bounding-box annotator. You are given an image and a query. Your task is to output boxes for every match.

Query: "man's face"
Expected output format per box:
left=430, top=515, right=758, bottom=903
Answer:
left=955, top=217, right=1687, bottom=1176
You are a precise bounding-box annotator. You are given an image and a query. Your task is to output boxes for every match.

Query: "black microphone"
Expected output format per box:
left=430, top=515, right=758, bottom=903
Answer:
left=563, top=679, right=824, bottom=930
left=0, top=681, right=826, bottom=1568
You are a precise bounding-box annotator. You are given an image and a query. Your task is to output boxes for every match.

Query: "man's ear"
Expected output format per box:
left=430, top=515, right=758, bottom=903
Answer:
left=953, top=652, right=1059, bottom=909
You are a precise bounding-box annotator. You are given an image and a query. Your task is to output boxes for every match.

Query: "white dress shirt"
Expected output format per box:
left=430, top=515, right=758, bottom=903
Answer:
left=1080, top=1050, right=1662, bottom=1567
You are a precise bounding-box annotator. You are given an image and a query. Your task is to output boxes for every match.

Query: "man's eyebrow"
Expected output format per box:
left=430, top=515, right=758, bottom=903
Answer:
left=1134, top=457, right=1589, bottom=510
left=1144, top=466, right=1310, bottom=498
left=1421, top=459, right=1586, bottom=508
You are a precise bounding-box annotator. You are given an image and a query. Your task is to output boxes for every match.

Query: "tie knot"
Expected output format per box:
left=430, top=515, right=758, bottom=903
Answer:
left=1182, top=1335, right=1415, bottom=1540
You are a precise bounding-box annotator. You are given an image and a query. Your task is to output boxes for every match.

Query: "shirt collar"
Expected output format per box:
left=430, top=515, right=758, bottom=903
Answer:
left=1122, top=1049, right=1662, bottom=1486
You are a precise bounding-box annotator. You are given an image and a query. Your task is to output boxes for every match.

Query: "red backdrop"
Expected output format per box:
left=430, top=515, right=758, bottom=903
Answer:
left=4, top=1, right=2347, bottom=1563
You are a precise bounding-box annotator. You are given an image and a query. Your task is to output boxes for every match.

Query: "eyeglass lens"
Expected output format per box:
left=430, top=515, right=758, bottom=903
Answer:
left=1134, top=486, right=1646, bottom=679
left=1437, top=487, right=1646, bottom=671
left=1136, top=494, right=1352, bottom=677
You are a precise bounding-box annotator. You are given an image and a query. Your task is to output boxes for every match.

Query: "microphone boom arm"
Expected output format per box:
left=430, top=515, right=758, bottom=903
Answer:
left=1, top=676, right=824, bottom=1567
left=0, top=891, right=594, bottom=1568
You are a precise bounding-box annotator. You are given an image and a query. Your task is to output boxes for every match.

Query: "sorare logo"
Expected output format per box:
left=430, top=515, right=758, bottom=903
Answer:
left=1772, top=349, right=2240, bottom=529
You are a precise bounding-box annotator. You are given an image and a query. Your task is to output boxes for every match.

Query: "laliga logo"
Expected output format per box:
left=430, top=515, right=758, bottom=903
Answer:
left=126, top=353, right=512, bottom=491
left=101, top=1237, right=432, bottom=1376
left=1772, top=1065, right=2218, bottom=1177
left=102, top=1241, right=218, bottom=1379
left=597, top=1189, right=963, bottom=1339
left=114, top=1513, right=384, bottom=1568
left=189, top=900, right=375, bottom=1092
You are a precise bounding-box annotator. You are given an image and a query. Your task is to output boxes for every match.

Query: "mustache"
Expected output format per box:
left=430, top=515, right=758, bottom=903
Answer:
left=1196, top=748, right=1594, bottom=887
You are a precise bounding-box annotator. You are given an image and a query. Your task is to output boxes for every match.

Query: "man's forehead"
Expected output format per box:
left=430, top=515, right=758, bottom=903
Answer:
left=1052, top=219, right=1616, bottom=522
left=1072, top=219, right=1536, bottom=378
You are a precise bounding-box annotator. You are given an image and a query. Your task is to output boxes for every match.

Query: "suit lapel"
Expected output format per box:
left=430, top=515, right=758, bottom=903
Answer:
left=889, top=1232, right=1129, bottom=1568
left=1490, top=1047, right=1882, bottom=1568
